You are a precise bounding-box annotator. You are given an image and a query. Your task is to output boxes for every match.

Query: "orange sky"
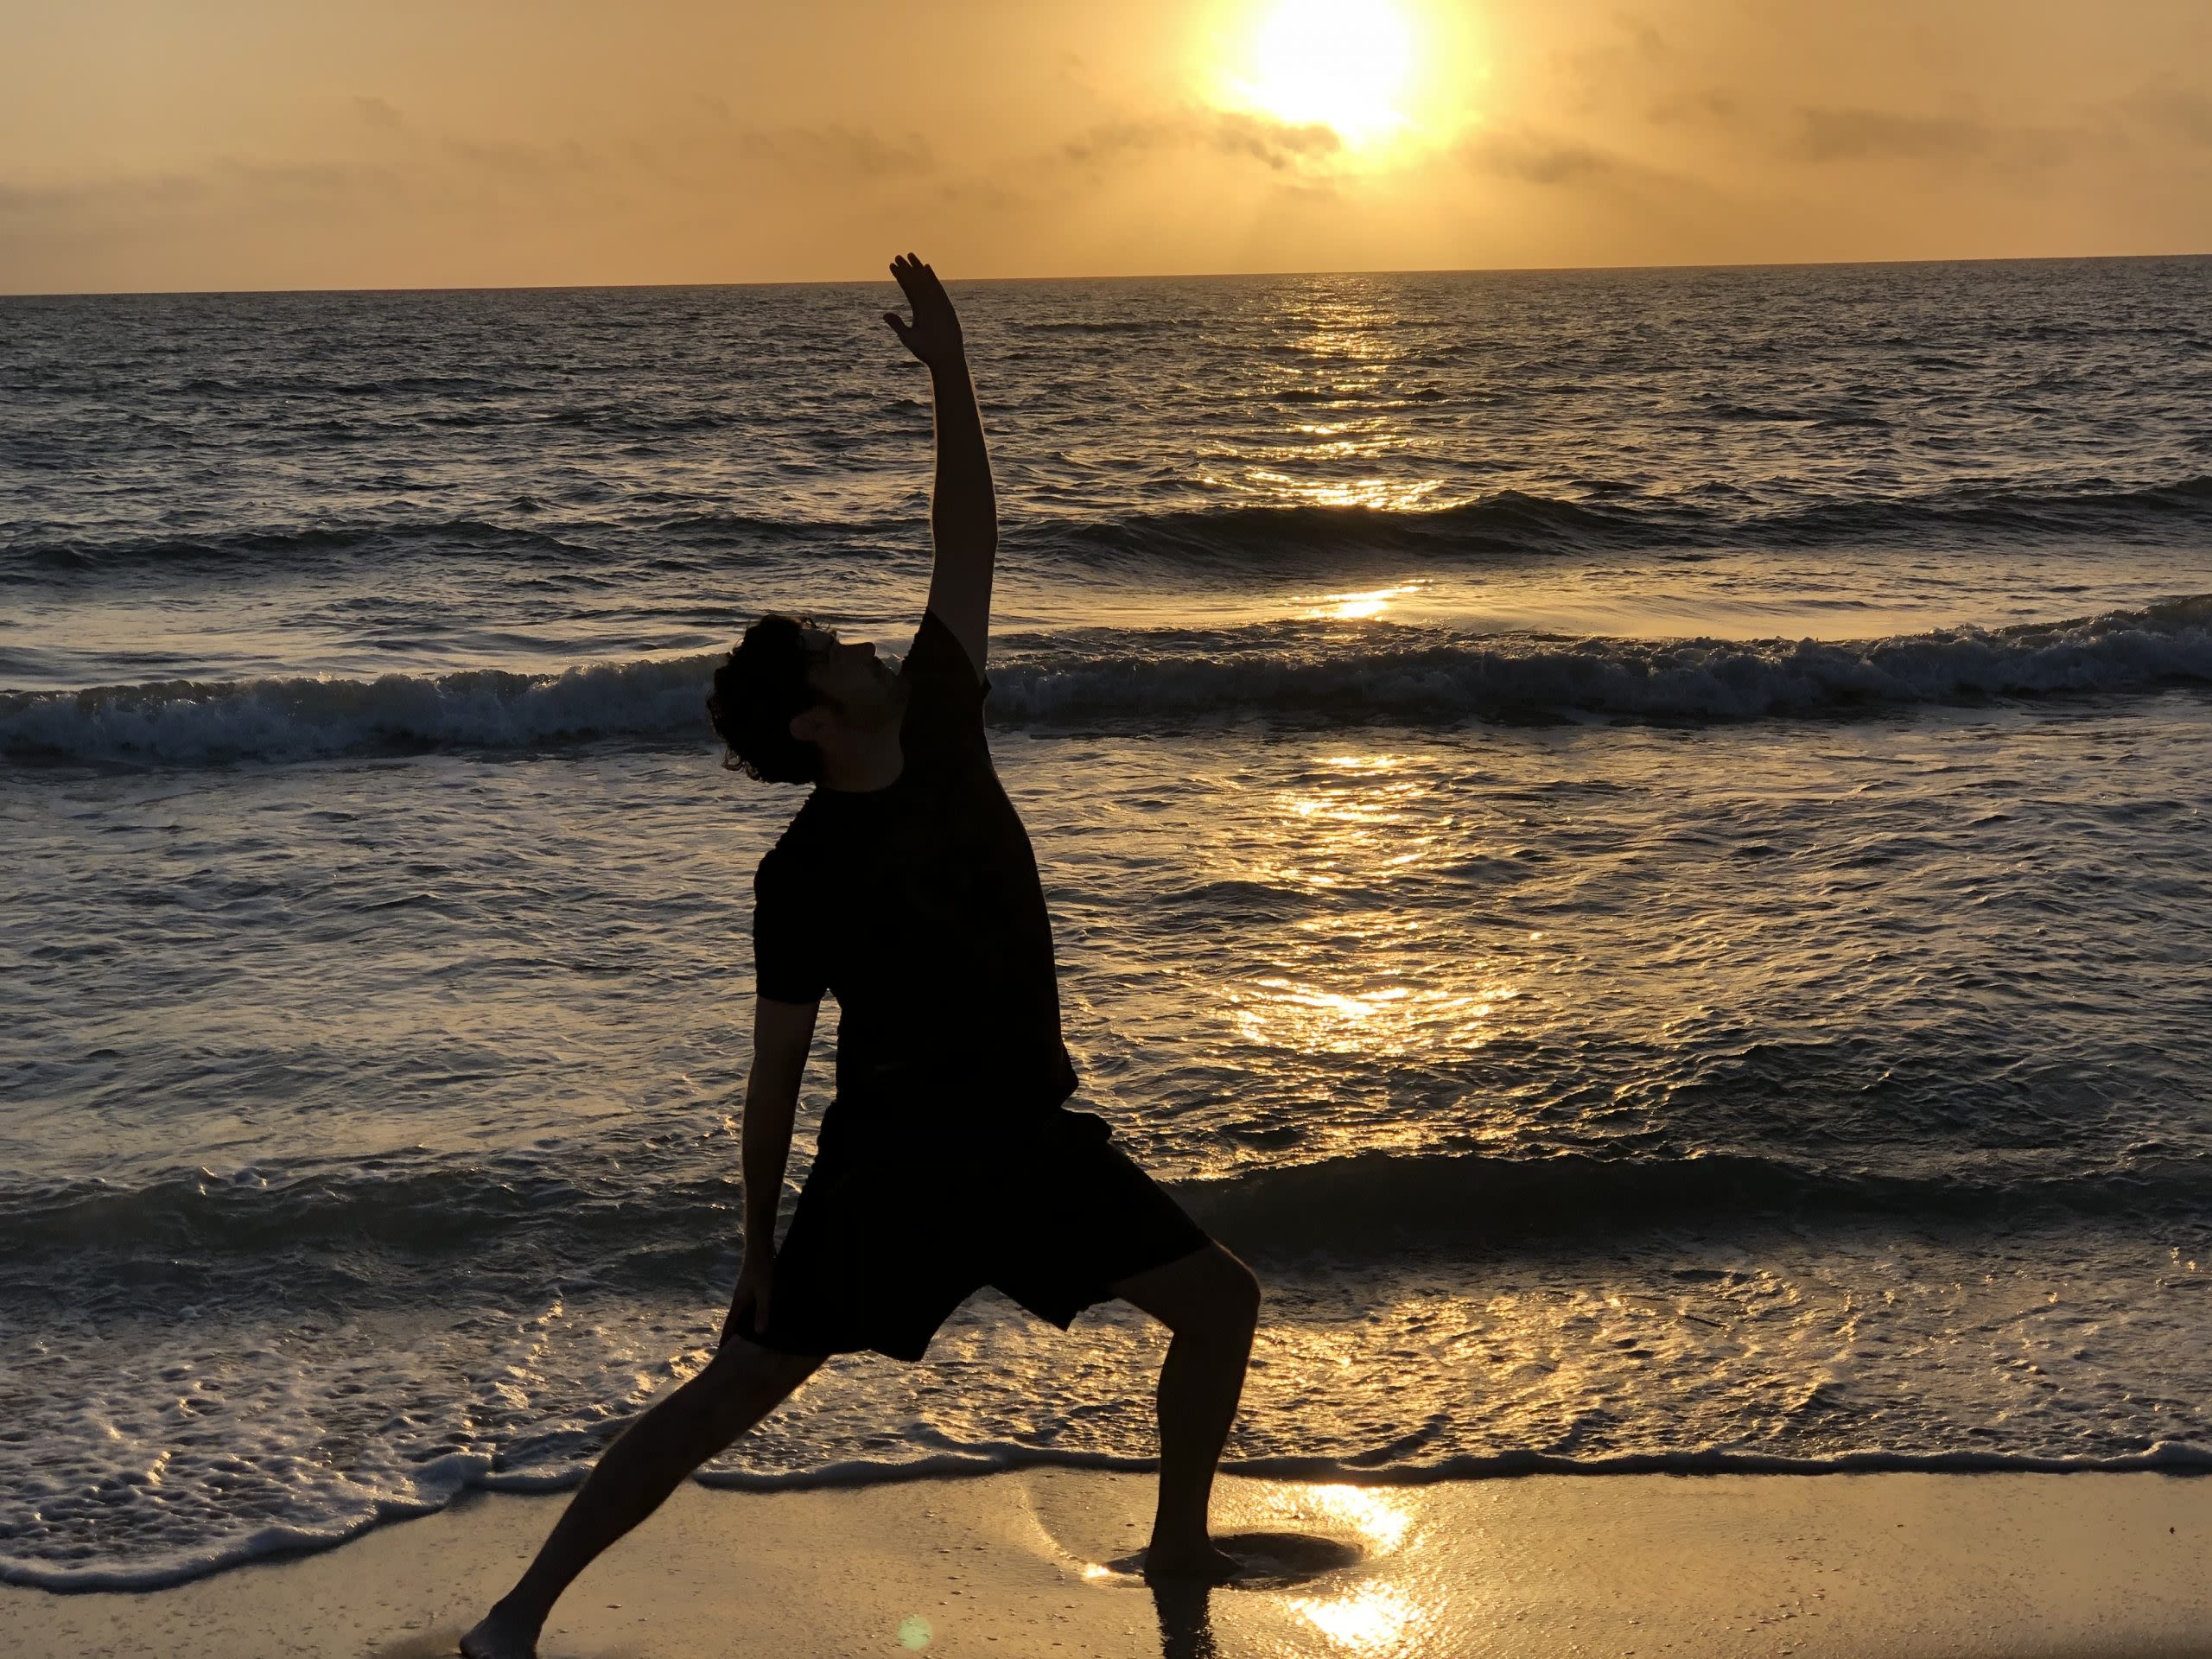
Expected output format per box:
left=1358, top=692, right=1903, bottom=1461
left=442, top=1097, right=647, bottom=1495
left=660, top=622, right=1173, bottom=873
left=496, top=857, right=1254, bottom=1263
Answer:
left=3, top=0, right=2209, bottom=294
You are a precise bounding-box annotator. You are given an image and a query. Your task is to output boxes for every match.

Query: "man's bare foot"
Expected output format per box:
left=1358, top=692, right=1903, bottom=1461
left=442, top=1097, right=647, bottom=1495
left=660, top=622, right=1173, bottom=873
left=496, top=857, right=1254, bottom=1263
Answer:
left=459, top=1602, right=540, bottom=1659
left=1141, top=1539, right=1245, bottom=1583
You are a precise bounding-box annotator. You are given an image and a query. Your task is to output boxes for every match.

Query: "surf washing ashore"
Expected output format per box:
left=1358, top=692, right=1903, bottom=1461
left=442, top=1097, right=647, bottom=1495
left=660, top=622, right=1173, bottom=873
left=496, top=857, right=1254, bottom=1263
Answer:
left=3, top=258, right=2210, bottom=1630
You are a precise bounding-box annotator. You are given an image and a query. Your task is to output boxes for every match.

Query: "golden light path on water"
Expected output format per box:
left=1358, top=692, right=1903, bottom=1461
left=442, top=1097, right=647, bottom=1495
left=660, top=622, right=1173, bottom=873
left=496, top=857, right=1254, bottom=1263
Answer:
left=1200, top=257, right=1529, bottom=1096
left=1306, top=582, right=1423, bottom=621
left=1200, top=281, right=1459, bottom=513
left=1224, top=750, right=1521, bottom=1077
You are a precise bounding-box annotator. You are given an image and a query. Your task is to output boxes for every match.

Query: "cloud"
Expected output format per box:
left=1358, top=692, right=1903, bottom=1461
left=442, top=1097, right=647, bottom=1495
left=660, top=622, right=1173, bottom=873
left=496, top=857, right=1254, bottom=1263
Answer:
left=0, top=162, right=391, bottom=226
left=1791, top=106, right=2101, bottom=176
left=1644, top=88, right=1741, bottom=128
left=2130, top=88, right=2212, bottom=147
left=443, top=136, right=594, bottom=180
left=1461, top=129, right=1627, bottom=187
left=1795, top=107, right=1991, bottom=162
left=1060, top=111, right=1341, bottom=174
left=353, top=96, right=406, bottom=134
left=0, top=175, right=206, bottom=215
left=729, top=124, right=936, bottom=181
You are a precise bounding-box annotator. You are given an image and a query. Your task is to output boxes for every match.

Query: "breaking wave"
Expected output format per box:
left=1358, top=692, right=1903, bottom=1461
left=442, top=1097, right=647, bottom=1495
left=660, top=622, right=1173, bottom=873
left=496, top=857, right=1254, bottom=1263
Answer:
left=7, top=598, right=2208, bottom=766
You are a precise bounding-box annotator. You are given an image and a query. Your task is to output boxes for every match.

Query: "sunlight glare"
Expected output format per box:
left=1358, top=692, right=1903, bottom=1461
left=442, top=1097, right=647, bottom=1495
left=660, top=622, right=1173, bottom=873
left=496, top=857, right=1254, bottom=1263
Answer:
left=1227, top=0, right=1420, bottom=145
left=1291, top=1583, right=1426, bottom=1650
left=1299, top=1484, right=1414, bottom=1551
left=1314, top=583, right=1418, bottom=620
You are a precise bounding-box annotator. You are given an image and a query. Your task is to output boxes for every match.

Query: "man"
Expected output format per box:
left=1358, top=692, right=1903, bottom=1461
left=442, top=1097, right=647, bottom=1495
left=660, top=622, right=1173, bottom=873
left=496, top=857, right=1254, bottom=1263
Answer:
left=461, top=256, right=1261, bottom=1659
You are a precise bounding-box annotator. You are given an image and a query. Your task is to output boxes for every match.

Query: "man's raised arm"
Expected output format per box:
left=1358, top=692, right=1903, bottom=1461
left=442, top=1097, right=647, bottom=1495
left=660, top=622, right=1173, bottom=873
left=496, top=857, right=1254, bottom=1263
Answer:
left=883, top=253, right=995, bottom=677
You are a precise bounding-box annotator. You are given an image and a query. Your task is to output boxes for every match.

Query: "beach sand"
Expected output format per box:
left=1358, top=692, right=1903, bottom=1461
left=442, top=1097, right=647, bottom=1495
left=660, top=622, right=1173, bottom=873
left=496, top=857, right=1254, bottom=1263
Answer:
left=9, top=1470, right=2209, bottom=1658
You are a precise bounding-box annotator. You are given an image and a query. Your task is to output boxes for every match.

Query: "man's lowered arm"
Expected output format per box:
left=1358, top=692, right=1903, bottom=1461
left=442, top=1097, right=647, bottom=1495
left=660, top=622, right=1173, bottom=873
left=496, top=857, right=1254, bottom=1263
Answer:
left=721, top=994, right=817, bottom=1346
left=883, top=252, right=995, bottom=677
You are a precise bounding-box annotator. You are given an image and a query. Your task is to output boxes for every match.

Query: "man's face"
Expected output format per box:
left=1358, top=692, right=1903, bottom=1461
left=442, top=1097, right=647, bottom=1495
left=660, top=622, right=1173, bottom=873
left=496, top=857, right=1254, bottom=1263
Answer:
left=800, top=626, right=904, bottom=729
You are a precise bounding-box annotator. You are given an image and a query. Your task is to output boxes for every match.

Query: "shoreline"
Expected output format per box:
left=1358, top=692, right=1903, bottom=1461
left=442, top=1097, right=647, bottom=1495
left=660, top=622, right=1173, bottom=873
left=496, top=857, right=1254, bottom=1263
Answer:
left=16, top=1443, right=2212, bottom=1599
left=10, top=1469, right=2209, bottom=1658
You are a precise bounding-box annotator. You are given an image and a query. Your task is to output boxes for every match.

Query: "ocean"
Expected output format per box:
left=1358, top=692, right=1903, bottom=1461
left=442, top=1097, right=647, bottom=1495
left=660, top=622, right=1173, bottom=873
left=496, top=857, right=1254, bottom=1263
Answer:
left=3, top=257, right=2209, bottom=1591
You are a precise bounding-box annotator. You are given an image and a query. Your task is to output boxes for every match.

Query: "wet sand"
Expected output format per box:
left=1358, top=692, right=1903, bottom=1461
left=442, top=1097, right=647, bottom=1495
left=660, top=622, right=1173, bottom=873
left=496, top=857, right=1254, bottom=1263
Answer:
left=9, top=1469, right=2209, bottom=1658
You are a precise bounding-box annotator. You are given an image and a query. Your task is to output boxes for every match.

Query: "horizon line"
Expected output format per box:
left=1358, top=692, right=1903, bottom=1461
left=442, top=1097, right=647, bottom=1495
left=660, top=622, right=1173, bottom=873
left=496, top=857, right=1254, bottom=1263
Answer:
left=3, top=248, right=2209, bottom=303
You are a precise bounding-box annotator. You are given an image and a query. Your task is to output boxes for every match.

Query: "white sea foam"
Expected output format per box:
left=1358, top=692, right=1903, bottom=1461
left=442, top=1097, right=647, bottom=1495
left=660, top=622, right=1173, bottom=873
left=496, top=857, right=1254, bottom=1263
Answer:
left=4, top=598, right=2207, bottom=766
left=9, top=1216, right=2211, bottom=1591
left=0, top=653, right=718, bottom=765
left=988, top=596, right=2212, bottom=722
left=10, top=1413, right=2208, bottom=1592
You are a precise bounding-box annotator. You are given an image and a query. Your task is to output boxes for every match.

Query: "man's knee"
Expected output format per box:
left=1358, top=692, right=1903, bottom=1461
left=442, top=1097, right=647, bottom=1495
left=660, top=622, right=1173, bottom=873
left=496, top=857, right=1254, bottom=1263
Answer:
left=696, top=1338, right=821, bottom=1421
left=1216, top=1249, right=1262, bottom=1334
left=1120, top=1242, right=1262, bottom=1341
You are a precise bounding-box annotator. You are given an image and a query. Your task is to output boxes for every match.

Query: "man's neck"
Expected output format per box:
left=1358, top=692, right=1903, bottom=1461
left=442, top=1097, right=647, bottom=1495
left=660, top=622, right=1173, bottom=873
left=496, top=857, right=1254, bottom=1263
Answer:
left=817, top=733, right=905, bottom=793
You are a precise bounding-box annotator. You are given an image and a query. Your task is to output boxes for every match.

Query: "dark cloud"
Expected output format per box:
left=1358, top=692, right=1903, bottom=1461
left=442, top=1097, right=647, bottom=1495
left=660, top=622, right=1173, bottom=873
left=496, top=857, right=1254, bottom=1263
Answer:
left=443, top=137, right=593, bottom=180
left=1793, top=107, right=2095, bottom=174
left=215, top=158, right=398, bottom=197
left=0, top=175, right=205, bottom=215
left=1060, top=111, right=1340, bottom=174
left=1645, top=88, right=1741, bottom=127
left=730, top=124, right=936, bottom=180
left=2131, top=88, right=2212, bottom=147
left=1621, top=17, right=1667, bottom=60
left=1461, top=130, right=1624, bottom=187
left=0, top=162, right=388, bottom=222
left=353, top=96, right=405, bottom=133
left=933, top=176, right=1030, bottom=213
left=1795, top=107, right=1990, bottom=162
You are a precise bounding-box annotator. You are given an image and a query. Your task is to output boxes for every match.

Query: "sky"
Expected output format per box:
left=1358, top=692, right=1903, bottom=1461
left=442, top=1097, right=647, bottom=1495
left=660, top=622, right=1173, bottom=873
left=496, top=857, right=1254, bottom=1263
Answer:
left=3, top=0, right=2209, bottom=294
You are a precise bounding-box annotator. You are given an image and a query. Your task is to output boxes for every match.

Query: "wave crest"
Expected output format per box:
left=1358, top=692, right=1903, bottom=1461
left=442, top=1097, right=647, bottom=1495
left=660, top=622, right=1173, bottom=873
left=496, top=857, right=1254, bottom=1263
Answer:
left=10, top=1139, right=2209, bottom=1282
left=8, top=598, right=2209, bottom=766
left=0, top=654, right=719, bottom=765
left=987, top=595, right=2212, bottom=725
left=4, top=601, right=2212, bottom=769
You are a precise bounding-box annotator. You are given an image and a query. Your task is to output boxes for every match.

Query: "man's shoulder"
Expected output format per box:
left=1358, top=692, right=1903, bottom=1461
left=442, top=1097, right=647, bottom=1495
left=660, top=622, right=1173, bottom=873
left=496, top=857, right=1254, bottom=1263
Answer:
left=904, top=608, right=982, bottom=683
left=901, top=610, right=988, bottom=714
left=899, top=609, right=990, bottom=779
left=756, top=799, right=830, bottom=889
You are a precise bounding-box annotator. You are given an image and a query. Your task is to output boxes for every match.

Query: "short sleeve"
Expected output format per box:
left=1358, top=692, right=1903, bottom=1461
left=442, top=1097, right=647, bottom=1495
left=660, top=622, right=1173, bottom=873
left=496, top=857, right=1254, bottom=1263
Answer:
left=899, top=609, right=988, bottom=771
left=752, top=846, right=827, bottom=1005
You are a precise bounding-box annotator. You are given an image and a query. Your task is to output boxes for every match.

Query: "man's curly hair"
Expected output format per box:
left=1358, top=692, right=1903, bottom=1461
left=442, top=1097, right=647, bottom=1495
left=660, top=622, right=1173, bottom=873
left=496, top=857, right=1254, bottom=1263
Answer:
left=707, top=613, right=826, bottom=785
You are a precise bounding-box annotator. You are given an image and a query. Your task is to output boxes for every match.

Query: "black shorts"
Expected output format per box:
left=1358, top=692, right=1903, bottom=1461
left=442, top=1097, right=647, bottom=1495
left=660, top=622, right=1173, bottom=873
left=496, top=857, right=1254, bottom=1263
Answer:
left=745, top=1106, right=1210, bottom=1363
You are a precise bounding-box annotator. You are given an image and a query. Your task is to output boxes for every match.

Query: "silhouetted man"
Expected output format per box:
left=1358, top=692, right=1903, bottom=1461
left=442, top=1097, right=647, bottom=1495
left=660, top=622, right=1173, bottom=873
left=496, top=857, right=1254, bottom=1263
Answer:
left=462, top=255, right=1261, bottom=1659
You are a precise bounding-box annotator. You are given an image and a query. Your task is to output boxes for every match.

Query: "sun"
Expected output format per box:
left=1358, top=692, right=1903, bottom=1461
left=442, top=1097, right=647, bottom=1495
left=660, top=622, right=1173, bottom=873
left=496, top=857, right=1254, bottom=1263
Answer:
left=1226, top=0, right=1421, bottom=147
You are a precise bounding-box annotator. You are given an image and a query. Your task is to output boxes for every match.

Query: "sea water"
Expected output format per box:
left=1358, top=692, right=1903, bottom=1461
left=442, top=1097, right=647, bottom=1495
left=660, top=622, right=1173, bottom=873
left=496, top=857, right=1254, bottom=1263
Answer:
left=3, top=259, right=2209, bottom=1589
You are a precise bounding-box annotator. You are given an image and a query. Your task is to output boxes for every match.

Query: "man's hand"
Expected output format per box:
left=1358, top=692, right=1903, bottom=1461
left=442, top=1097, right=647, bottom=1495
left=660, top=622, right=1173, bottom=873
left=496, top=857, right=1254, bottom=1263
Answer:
left=883, top=252, right=966, bottom=368
left=720, top=1253, right=775, bottom=1349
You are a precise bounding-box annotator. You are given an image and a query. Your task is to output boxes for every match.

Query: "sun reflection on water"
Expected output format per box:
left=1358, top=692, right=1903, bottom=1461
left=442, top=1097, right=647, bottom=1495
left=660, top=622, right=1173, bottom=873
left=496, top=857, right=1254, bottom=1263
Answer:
left=1216, top=749, right=1522, bottom=1065
left=1288, top=1583, right=1427, bottom=1652
left=1309, top=584, right=1421, bottom=621
left=1249, top=469, right=1443, bottom=511
left=1294, top=1484, right=1414, bottom=1552
left=1232, top=1485, right=1425, bottom=1654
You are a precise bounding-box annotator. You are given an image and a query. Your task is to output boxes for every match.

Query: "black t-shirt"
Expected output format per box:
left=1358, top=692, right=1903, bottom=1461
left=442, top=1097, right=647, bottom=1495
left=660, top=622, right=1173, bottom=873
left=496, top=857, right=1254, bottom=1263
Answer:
left=752, top=611, right=1078, bottom=1128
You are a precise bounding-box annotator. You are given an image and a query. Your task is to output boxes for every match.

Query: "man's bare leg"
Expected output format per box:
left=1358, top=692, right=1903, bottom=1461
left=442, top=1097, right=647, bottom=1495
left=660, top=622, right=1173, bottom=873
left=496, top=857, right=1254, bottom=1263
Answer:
left=460, top=1338, right=823, bottom=1659
left=1110, top=1242, right=1262, bottom=1581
